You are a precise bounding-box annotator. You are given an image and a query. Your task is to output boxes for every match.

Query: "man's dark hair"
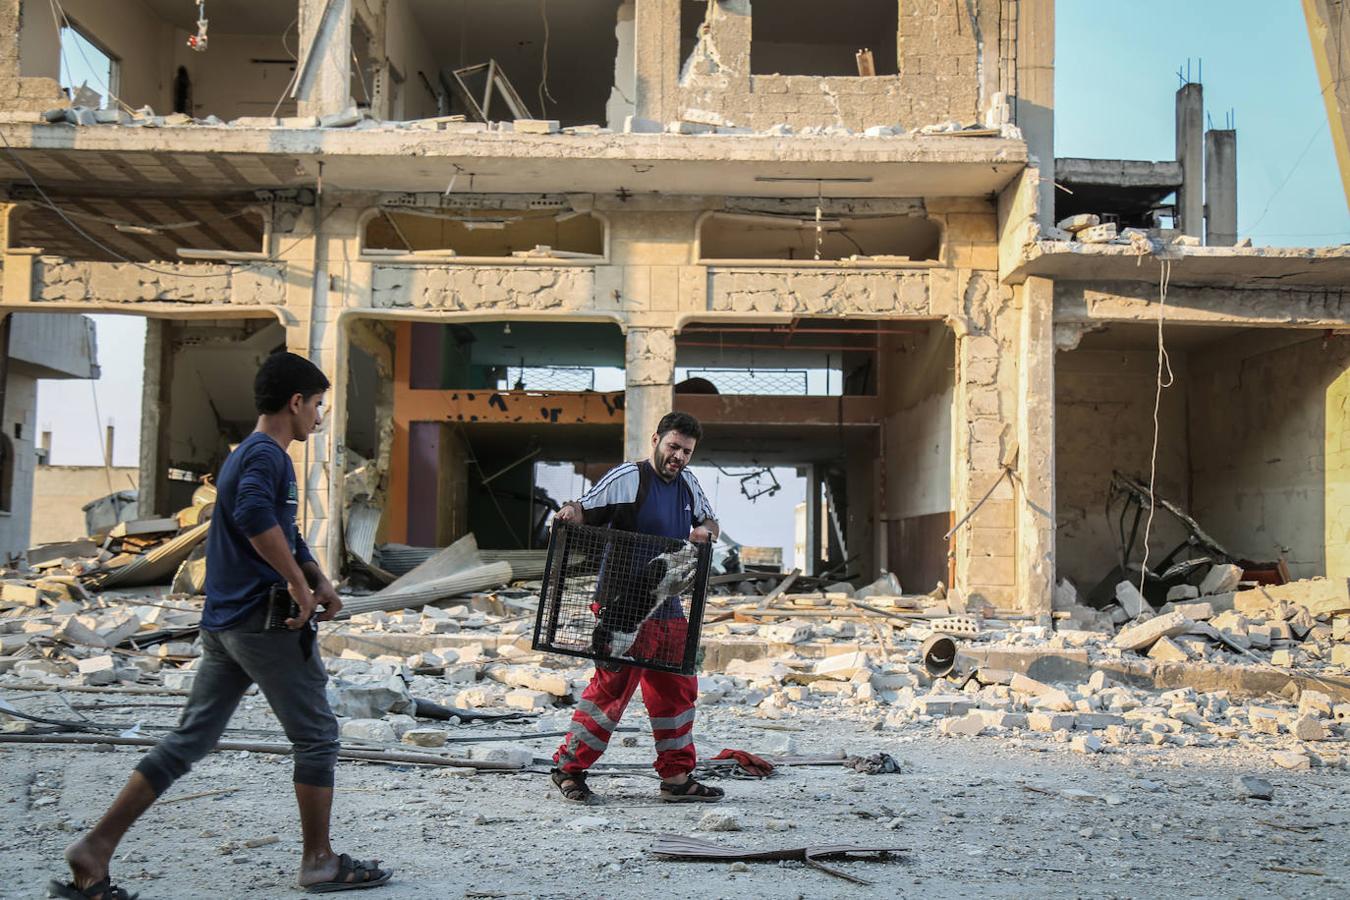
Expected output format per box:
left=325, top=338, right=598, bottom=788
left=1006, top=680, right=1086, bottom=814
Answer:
left=655, top=411, right=702, bottom=441
left=254, top=351, right=330, bottom=414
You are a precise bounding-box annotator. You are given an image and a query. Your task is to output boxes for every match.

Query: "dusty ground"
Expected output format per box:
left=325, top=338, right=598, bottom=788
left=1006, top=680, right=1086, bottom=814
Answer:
left=2, top=692, right=1347, bottom=900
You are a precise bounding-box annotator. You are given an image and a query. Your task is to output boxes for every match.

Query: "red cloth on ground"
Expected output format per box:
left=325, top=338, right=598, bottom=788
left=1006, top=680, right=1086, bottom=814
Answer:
left=710, top=748, right=776, bottom=777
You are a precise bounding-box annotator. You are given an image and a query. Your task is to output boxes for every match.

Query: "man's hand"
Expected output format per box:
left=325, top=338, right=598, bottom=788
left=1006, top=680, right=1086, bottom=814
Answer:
left=555, top=502, right=582, bottom=525
left=312, top=577, right=343, bottom=622
left=284, top=579, right=318, bottom=629
left=689, top=526, right=713, bottom=543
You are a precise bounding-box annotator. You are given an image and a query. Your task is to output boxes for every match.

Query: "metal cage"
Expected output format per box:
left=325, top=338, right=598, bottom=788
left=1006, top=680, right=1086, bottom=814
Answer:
left=532, top=521, right=711, bottom=675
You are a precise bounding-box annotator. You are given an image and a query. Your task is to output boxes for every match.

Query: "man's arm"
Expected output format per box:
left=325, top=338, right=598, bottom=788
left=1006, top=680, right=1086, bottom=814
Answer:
left=296, top=535, right=342, bottom=623
left=684, top=470, right=719, bottom=543
left=554, top=463, right=639, bottom=528
left=235, top=448, right=321, bottom=629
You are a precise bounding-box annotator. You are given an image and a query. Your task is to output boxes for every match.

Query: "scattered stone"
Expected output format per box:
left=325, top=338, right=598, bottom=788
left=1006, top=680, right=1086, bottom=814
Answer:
left=1166, top=585, right=1200, bottom=602
left=339, top=718, right=396, bottom=743
left=1270, top=750, right=1311, bottom=770
left=1070, top=735, right=1103, bottom=754
left=401, top=728, right=447, bottom=748
left=697, top=809, right=743, bottom=832
left=1198, top=564, right=1243, bottom=596
left=1233, top=775, right=1273, bottom=800
left=1292, top=714, right=1328, bottom=741
left=1147, top=636, right=1190, bottom=663
left=1114, top=581, right=1150, bottom=619
left=1113, top=612, right=1193, bottom=652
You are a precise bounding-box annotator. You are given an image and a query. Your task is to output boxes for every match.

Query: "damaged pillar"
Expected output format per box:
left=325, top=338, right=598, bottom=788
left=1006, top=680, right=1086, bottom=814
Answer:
left=279, top=201, right=363, bottom=572
left=1015, top=0, right=1056, bottom=232
left=624, top=327, right=675, bottom=461
left=1015, top=277, right=1055, bottom=616
left=1204, top=128, right=1238, bottom=246
left=137, top=320, right=169, bottom=517
left=1175, top=82, right=1204, bottom=239
left=295, top=0, right=353, bottom=119
left=632, top=0, right=680, bottom=124
left=606, top=0, right=637, bottom=129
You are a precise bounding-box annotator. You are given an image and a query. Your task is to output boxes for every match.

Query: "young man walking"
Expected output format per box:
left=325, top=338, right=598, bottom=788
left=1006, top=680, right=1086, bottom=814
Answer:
left=51, top=352, right=391, bottom=898
left=550, top=412, right=725, bottom=803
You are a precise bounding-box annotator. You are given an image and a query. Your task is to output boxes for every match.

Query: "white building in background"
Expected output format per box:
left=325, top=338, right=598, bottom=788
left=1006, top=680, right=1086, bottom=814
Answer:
left=0, top=313, right=99, bottom=560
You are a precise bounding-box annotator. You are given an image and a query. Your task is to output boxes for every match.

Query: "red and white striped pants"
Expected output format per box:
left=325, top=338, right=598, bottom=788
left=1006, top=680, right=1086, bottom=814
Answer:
left=554, top=618, right=698, bottom=779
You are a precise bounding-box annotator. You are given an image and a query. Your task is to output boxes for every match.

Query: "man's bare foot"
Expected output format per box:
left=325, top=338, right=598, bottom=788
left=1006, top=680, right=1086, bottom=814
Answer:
left=64, top=835, right=112, bottom=891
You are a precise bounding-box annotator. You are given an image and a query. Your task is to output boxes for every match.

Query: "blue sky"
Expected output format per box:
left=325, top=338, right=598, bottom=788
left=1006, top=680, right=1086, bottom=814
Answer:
left=36, top=4, right=1350, bottom=561
left=1056, top=0, right=1349, bottom=244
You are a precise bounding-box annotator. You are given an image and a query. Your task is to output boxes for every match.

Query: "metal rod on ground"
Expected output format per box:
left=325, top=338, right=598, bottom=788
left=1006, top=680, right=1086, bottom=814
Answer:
left=0, top=733, right=526, bottom=770
left=338, top=561, right=513, bottom=618
left=757, top=569, right=800, bottom=611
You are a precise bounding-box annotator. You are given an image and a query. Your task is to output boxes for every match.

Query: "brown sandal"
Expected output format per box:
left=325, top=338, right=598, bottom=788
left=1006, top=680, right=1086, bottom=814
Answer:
left=659, top=777, right=725, bottom=803
left=551, top=768, right=595, bottom=803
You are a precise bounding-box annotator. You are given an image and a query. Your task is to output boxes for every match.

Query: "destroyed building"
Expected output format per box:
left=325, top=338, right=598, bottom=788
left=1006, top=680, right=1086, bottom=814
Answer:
left=0, top=0, right=1343, bottom=616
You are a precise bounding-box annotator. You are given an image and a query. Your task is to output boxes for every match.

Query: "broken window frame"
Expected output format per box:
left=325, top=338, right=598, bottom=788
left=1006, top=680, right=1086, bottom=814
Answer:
left=57, top=18, right=122, bottom=111
left=695, top=210, right=943, bottom=267
left=357, top=204, right=610, bottom=265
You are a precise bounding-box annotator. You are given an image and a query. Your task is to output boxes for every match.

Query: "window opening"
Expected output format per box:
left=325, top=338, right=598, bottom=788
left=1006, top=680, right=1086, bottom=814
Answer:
left=751, top=0, right=898, bottom=76
left=58, top=22, right=119, bottom=109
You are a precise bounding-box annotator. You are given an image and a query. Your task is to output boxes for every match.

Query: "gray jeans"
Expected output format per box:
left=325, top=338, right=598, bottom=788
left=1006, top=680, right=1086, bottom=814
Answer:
left=136, top=605, right=339, bottom=794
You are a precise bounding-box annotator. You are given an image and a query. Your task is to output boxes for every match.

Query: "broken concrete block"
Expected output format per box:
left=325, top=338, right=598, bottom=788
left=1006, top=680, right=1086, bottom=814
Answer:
left=1270, top=750, right=1311, bottom=770
left=514, top=119, right=561, bottom=134
left=1114, top=581, right=1150, bottom=619
left=1270, top=648, right=1295, bottom=667
left=1033, top=689, right=1076, bottom=713
left=1028, top=712, right=1075, bottom=732
left=1073, top=713, right=1126, bottom=730
left=232, top=116, right=279, bottom=128
left=340, top=718, right=396, bottom=744
left=402, top=728, right=447, bottom=748
left=1170, top=601, right=1214, bottom=621
left=1113, top=612, right=1193, bottom=652
left=505, top=689, right=552, bottom=711
left=913, top=694, right=974, bottom=717
left=1148, top=636, right=1190, bottom=663
left=468, top=744, right=533, bottom=767
left=1299, top=690, right=1333, bottom=719
left=328, top=675, right=414, bottom=718
left=760, top=623, right=812, bottom=644
left=1010, top=673, right=1052, bottom=697
left=1233, top=775, right=1273, bottom=800
left=1199, top=564, right=1243, bottom=596
left=162, top=671, right=196, bottom=691
left=1056, top=213, right=1099, bottom=233
left=1075, top=222, right=1118, bottom=243
left=938, top=713, right=986, bottom=737
left=814, top=651, right=872, bottom=681
left=623, top=115, right=662, bottom=133
left=1070, top=734, right=1103, bottom=754
left=77, top=654, right=119, bottom=686
left=319, top=107, right=362, bottom=128
left=1166, top=584, right=1200, bottom=602
left=1257, top=577, right=1350, bottom=616
left=1102, top=724, right=1133, bottom=745
left=1331, top=644, right=1350, bottom=667
left=1292, top=715, right=1328, bottom=741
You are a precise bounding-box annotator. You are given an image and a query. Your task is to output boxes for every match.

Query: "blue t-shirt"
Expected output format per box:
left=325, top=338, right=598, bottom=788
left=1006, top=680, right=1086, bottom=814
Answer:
left=632, top=467, right=696, bottom=619
left=201, top=431, right=315, bottom=631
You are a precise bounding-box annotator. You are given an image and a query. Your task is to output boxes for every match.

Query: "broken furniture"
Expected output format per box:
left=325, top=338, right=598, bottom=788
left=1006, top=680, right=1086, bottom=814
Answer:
left=447, top=61, right=532, bottom=123
left=1085, top=471, right=1286, bottom=609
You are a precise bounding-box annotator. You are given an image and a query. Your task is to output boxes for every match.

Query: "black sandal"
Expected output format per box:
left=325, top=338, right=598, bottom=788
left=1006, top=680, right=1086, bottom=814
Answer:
left=551, top=767, right=595, bottom=803
left=47, top=877, right=137, bottom=900
left=301, top=853, right=392, bottom=893
left=659, top=777, right=725, bottom=803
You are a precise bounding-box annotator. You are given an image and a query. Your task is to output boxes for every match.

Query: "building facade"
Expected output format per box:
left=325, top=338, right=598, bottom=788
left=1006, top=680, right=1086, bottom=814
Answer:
left=0, top=0, right=1344, bottom=611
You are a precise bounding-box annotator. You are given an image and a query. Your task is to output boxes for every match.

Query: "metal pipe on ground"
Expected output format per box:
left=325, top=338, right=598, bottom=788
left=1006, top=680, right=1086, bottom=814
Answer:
left=338, top=562, right=513, bottom=618
left=920, top=634, right=959, bottom=677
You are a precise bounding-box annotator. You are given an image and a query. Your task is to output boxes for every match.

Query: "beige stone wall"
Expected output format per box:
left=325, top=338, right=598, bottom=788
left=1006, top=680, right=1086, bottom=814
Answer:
left=648, top=0, right=1003, bottom=132
left=31, top=465, right=138, bottom=545
left=32, top=259, right=287, bottom=306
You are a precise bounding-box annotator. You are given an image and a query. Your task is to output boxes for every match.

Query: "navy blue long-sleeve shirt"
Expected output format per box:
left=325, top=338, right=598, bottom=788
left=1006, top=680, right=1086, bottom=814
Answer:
left=201, top=431, right=315, bottom=631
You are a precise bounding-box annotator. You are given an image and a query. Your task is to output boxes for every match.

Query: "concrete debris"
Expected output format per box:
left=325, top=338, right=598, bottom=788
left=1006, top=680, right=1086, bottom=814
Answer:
left=1199, top=564, right=1244, bottom=596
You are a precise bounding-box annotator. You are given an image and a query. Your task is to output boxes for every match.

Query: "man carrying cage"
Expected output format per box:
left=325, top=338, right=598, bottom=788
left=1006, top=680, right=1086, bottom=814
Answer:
left=549, top=411, right=725, bottom=803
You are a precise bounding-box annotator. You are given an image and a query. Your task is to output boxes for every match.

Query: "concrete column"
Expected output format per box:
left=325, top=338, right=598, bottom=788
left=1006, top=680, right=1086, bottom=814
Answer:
left=137, top=319, right=169, bottom=516
left=623, top=327, right=674, bottom=461
left=1015, top=0, right=1056, bottom=230
left=1304, top=0, right=1350, bottom=210
left=1204, top=129, right=1238, bottom=246
left=295, top=0, right=353, bottom=119
left=605, top=0, right=637, bottom=129
left=1175, top=83, right=1204, bottom=238
left=633, top=0, right=679, bottom=124
left=1015, top=277, right=1055, bottom=616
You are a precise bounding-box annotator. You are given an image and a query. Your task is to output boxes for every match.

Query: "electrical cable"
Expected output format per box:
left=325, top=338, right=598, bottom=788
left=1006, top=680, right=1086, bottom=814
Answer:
left=538, top=0, right=558, bottom=118
left=269, top=16, right=302, bottom=119
left=1136, top=258, right=1173, bottom=601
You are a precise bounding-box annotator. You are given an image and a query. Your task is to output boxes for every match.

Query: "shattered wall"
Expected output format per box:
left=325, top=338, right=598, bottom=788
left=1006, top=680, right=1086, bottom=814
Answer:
left=33, top=259, right=286, bottom=307
left=658, top=0, right=1002, bottom=131
left=1188, top=331, right=1350, bottom=580
left=370, top=265, right=599, bottom=311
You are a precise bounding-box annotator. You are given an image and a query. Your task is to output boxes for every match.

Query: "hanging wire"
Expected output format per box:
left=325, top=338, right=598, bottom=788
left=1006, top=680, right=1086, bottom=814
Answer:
left=1136, top=258, right=1174, bottom=601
